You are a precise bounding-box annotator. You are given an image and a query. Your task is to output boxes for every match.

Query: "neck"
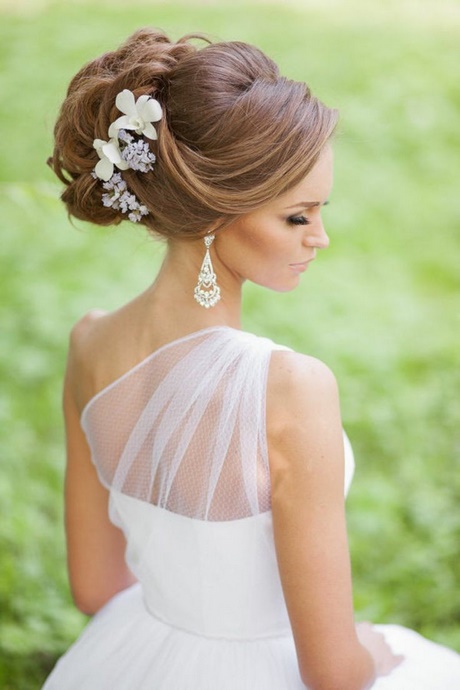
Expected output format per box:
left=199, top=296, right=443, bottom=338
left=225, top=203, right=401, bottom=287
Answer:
left=145, top=238, right=244, bottom=333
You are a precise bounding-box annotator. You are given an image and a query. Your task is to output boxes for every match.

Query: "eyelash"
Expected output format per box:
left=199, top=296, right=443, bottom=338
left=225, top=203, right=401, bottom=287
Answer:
left=288, top=215, right=311, bottom=226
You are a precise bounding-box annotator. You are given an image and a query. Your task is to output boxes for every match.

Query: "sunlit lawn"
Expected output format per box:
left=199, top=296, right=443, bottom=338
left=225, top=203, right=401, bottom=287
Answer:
left=1, top=1, right=459, bottom=687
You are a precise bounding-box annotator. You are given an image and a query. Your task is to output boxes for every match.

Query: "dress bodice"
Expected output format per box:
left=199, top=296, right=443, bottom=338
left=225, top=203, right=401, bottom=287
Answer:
left=109, top=494, right=292, bottom=638
left=81, top=327, right=355, bottom=638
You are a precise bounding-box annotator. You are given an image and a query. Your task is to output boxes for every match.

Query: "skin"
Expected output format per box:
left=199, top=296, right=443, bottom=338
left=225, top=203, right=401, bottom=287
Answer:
left=64, top=144, right=402, bottom=689
left=211, top=145, right=333, bottom=294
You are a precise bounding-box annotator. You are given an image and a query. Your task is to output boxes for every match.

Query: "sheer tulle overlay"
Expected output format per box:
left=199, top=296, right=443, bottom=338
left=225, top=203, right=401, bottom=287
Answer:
left=43, top=327, right=460, bottom=688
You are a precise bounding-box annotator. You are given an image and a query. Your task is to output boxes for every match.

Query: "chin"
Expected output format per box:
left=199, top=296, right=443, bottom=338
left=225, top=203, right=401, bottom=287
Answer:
left=277, top=286, right=300, bottom=294
left=266, top=280, right=301, bottom=294
left=249, top=273, right=302, bottom=293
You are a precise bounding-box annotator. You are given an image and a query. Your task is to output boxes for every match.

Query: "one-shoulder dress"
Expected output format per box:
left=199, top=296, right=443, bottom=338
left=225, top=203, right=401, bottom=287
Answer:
left=43, top=327, right=460, bottom=689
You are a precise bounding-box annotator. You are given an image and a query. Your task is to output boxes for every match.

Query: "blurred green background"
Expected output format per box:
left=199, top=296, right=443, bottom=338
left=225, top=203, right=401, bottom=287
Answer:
left=1, top=0, right=459, bottom=687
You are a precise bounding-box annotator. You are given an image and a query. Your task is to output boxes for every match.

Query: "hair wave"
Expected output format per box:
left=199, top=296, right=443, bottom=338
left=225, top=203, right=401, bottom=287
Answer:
left=48, top=28, right=338, bottom=239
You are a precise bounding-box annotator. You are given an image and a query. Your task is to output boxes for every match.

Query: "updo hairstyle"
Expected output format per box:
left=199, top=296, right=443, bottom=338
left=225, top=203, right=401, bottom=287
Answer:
left=48, top=28, right=338, bottom=239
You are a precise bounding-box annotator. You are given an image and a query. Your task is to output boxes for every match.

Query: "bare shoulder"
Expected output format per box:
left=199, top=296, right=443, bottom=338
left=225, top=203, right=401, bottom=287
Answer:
left=65, top=309, right=110, bottom=412
left=268, top=349, right=337, bottom=392
left=266, top=350, right=343, bottom=480
left=267, top=350, right=339, bottom=435
left=65, top=295, right=155, bottom=413
left=69, top=308, right=109, bottom=343
left=67, top=309, right=109, bottom=372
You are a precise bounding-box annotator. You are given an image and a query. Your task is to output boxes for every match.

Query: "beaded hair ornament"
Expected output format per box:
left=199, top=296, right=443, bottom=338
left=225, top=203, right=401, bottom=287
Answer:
left=92, top=89, right=162, bottom=223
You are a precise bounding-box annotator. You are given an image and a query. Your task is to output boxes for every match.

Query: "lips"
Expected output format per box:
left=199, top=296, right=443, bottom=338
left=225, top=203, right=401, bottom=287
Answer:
left=288, top=258, right=314, bottom=273
left=289, top=262, right=309, bottom=274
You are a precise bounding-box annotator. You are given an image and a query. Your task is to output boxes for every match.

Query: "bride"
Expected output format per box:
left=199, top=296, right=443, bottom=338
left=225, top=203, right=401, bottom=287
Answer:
left=43, top=27, right=460, bottom=689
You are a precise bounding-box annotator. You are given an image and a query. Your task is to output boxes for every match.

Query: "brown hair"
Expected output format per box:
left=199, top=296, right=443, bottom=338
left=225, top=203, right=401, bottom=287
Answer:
left=48, top=28, right=338, bottom=239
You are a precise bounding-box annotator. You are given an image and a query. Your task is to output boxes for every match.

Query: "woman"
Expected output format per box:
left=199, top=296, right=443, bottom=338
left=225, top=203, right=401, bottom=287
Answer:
left=43, top=28, right=460, bottom=689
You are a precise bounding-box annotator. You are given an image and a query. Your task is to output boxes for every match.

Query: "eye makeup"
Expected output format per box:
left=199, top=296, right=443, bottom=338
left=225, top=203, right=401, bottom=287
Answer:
left=287, top=215, right=311, bottom=226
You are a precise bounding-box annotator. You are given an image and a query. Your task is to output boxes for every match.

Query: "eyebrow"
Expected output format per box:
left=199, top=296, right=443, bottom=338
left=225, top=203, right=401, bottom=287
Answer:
left=283, top=200, right=329, bottom=210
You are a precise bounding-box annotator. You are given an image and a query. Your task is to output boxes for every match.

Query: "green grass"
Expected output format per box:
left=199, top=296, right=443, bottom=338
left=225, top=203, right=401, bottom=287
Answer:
left=1, top=1, right=459, bottom=687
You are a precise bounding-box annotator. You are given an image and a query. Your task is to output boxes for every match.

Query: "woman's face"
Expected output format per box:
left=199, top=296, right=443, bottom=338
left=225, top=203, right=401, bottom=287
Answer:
left=215, top=145, right=334, bottom=293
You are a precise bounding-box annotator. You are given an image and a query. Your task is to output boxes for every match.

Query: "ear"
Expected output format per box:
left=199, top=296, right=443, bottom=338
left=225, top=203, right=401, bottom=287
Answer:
left=206, top=215, right=239, bottom=237
left=204, top=219, right=225, bottom=235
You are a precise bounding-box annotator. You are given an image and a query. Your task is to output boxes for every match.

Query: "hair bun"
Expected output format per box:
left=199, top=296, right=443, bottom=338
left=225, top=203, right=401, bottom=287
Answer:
left=49, top=28, right=337, bottom=237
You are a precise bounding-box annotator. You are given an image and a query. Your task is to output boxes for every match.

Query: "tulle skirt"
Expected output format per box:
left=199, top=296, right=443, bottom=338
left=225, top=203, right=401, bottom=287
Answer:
left=43, top=583, right=460, bottom=689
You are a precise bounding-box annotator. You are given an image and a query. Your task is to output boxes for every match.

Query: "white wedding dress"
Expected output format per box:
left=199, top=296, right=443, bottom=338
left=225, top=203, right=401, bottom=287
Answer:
left=43, top=326, right=460, bottom=689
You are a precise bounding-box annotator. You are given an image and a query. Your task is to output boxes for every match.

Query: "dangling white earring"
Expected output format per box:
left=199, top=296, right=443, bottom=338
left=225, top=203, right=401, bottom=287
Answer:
left=194, top=234, right=221, bottom=309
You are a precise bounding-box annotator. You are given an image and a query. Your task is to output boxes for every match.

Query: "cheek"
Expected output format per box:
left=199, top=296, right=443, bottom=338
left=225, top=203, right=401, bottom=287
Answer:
left=216, top=222, right=259, bottom=270
left=220, top=220, right=284, bottom=268
left=217, top=221, right=299, bottom=291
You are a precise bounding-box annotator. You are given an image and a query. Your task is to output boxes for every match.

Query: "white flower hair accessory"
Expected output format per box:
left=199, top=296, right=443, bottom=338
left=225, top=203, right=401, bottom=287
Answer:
left=93, top=138, right=129, bottom=182
left=108, top=89, right=163, bottom=140
left=91, top=89, right=162, bottom=223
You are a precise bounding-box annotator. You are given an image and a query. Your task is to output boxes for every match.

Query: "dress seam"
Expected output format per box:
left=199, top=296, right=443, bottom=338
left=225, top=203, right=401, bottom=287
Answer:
left=142, top=595, right=292, bottom=643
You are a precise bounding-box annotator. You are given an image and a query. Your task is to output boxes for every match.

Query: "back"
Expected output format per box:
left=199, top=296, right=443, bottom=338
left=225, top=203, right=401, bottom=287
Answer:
left=80, top=326, right=298, bottom=639
left=81, top=326, right=287, bottom=521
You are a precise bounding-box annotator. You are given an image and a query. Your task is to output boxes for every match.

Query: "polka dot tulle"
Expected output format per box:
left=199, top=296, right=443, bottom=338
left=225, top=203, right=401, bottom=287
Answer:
left=82, top=327, right=283, bottom=521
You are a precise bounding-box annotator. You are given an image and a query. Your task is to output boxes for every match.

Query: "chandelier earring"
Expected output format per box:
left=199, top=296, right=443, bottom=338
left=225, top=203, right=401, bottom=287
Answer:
left=194, top=233, right=221, bottom=309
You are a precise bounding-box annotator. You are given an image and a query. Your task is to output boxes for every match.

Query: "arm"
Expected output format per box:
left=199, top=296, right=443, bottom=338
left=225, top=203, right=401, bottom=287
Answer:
left=63, top=312, right=136, bottom=615
left=267, top=352, right=375, bottom=690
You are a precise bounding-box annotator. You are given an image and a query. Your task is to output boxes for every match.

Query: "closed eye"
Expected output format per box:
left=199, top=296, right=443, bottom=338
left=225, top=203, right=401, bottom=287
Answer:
left=288, top=215, right=311, bottom=226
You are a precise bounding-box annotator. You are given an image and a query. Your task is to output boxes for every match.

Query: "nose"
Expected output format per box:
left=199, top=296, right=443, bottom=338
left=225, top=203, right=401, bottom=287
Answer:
left=317, top=226, right=330, bottom=249
left=303, top=218, right=330, bottom=250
